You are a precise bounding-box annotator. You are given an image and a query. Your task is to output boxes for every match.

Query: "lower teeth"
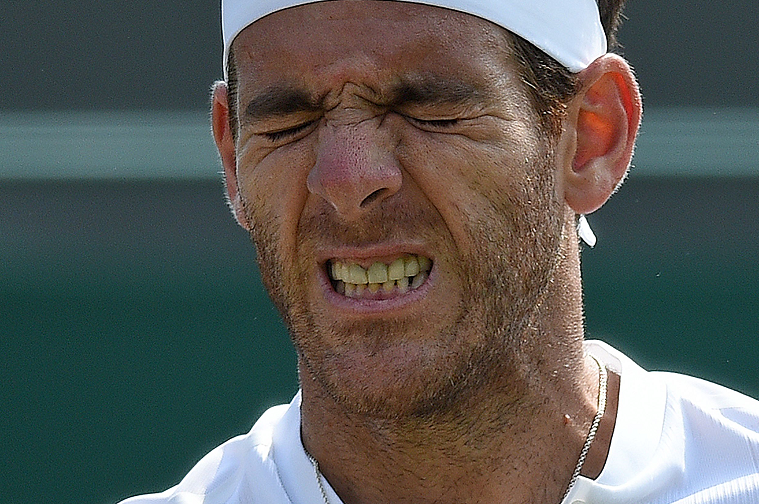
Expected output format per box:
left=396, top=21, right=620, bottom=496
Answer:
left=410, top=271, right=428, bottom=289
left=336, top=271, right=428, bottom=298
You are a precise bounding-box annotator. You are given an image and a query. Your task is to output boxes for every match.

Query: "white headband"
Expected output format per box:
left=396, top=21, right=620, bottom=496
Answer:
left=222, top=0, right=606, bottom=78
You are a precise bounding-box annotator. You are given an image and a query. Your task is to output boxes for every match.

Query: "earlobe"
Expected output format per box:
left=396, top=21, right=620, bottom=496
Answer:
left=562, top=54, right=642, bottom=215
left=211, top=82, right=249, bottom=231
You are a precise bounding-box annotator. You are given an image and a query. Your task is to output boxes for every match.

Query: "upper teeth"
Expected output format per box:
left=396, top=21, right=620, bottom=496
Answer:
left=330, top=255, right=432, bottom=295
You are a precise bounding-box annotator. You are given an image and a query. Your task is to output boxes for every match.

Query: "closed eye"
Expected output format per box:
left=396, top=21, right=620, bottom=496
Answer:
left=263, top=120, right=317, bottom=142
left=406, top=116, right=461, bottom=129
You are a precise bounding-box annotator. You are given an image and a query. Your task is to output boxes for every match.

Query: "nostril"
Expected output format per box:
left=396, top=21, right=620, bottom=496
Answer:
left=360, top=188, right=387, bottom=208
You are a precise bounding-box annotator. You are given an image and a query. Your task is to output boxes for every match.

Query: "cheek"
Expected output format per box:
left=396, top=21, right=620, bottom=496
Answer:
left=236, top=140, right=316, bottom=258
left=396, top=125, right=543, bottom=257
left=239, top=147, right=316, bottom=320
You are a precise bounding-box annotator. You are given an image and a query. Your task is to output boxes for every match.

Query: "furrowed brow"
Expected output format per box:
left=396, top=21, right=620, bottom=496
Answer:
left=389, top=75, right=486, bottom=108
left=242, top=86, right=320, bottom=123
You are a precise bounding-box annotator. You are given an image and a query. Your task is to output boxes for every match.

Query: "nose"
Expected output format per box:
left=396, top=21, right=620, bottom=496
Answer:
left=307, top=121, right=402, bottom=220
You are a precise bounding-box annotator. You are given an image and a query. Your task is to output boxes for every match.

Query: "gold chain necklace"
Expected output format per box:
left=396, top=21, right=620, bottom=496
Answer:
left=306, top=355, right=607, bottom=504
left=306, top=452, right=331, bottom=504
left=561, top=354, right=608, bottom=502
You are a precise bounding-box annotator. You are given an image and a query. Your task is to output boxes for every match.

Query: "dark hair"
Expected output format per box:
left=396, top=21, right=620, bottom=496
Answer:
left=226, top=48, right=240, bottom=143
left=225, top=0, right=628, bottom=141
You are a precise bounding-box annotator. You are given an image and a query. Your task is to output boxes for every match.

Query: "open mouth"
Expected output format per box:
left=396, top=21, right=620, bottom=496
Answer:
left=327, top=254, right=432, bottom=298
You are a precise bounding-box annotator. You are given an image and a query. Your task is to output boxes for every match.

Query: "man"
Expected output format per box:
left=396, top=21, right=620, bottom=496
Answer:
left=121, top=0, right=759, bottom=502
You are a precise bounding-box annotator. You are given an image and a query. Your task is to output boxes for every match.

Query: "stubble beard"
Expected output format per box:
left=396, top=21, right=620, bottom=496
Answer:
left=248, top=155, right=564, bottom=420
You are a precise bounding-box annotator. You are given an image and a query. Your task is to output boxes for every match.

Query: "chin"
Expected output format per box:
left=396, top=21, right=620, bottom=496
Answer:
left=296, top=313, right=516, bottom=420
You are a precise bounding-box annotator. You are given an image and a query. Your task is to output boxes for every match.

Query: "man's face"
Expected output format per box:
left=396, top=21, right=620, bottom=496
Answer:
left=229, top=0, right=566, bottom=416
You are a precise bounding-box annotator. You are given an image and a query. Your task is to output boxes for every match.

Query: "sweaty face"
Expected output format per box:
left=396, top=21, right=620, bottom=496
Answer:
left=230, top=0, right=566, bottom=417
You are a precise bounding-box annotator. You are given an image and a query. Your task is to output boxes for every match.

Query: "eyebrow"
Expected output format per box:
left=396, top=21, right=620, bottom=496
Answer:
left=242, top=86, right=321, bottom=123
left=241, top=74, right=486, bottom=123
left=389, top=74, right=486, bottom=109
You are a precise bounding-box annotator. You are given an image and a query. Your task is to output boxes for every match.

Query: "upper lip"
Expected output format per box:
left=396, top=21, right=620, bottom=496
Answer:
left=316, top=244, right=433, bottom=268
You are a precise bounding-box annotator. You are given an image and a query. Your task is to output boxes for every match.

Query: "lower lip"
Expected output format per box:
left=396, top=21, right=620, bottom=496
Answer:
left=319, top=267, right=434, bottom=315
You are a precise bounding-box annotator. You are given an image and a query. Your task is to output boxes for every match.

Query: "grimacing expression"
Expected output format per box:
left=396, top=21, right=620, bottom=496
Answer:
left=229, top=1, right=568, bottom=417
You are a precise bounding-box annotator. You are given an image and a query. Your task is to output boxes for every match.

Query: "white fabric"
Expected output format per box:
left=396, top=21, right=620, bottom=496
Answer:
left=221, top=0, right=607, bottom=77
left=119, top=341, right=759, bottom=504
left=577, top=214, right=597, bottom=247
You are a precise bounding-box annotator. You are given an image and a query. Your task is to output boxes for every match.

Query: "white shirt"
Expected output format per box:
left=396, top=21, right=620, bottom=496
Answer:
left=119, top=341, right=759, bottom=504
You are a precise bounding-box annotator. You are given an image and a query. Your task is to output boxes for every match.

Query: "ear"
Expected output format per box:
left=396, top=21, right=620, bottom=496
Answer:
left=560, top=54, right=642, bottom=215
left=211, top=81, right=250, bottom=230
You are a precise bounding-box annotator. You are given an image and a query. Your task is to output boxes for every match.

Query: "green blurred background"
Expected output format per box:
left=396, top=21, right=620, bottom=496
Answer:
left=1, top=1, right=758, bottom=503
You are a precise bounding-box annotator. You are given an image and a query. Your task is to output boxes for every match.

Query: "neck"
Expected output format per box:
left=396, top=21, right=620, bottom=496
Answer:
left=299, top=215, right=600, bottom=504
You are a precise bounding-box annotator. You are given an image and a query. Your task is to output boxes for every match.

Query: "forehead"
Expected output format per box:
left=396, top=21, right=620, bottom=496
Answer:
left=230, top=0, right=520, bottom=96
